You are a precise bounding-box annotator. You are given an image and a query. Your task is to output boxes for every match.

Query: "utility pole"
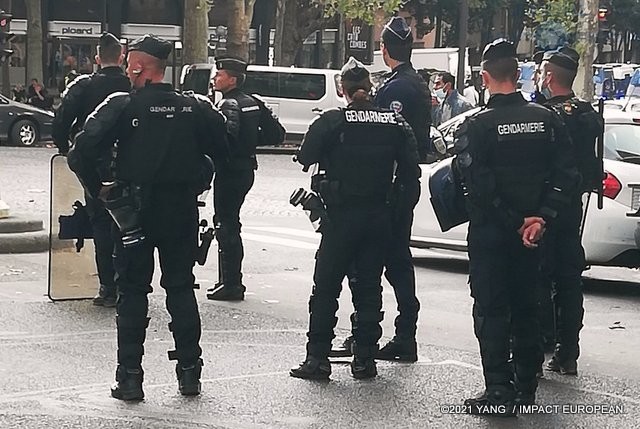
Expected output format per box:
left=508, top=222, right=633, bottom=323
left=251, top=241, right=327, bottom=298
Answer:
left=575, top=0, right=598, bottom=100
left=456, top=0, right=468, bottom=94
left=1, top=0, right=12, bottom=98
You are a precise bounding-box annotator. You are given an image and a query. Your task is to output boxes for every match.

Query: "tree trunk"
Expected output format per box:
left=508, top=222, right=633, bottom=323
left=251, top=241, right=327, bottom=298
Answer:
left=1, top=0, right=12, bottom=97
left=273, top=0, right=286, bottom=65
left=227, top=0, right=256, bottom=61
left=183, top=0, right=209, bottom=65
left=25, top=0, right=43, bottom=86
left=575, top=0, right=597, bottom=100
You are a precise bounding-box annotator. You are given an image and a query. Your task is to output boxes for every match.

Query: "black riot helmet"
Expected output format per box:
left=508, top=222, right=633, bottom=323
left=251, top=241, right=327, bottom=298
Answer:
left=381, top=16, right=413, bottom=62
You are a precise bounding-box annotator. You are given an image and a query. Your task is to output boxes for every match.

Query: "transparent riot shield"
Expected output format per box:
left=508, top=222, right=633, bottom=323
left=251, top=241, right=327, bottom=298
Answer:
left=48, top=154, right=100, bottom=301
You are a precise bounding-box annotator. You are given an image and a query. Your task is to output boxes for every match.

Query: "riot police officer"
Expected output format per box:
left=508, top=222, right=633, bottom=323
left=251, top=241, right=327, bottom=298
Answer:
left=290, top=57, right=420, bottom=380
left=206, top=57, right=285, bottom=301
left=539, top=47, right=603, bottom=376
left=71, top=35, right=228, bottom=400
left=52, top=32, right=131, bottom=307
left=454, top=39, right=578, bottom=415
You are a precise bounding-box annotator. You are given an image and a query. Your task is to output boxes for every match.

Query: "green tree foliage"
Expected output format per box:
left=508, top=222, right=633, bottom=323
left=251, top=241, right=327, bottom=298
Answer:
left=314, top=0, right=403, bottom=23
left=526, top=0, right=578, bottom=35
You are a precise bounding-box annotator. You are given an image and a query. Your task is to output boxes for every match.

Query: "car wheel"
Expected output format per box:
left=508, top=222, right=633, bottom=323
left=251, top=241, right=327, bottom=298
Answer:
left=11, top=119, right=40, bottom=147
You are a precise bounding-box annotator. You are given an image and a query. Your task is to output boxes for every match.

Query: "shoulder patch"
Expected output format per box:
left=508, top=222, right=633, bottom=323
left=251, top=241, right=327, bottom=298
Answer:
left=390, top=100, right=403, bottom=113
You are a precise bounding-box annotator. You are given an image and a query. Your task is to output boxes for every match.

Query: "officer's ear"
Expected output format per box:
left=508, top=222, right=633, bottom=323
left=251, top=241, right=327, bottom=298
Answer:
left=95, top=55, right=101, bottom=65
left=480, top=70, right=491, bottom=88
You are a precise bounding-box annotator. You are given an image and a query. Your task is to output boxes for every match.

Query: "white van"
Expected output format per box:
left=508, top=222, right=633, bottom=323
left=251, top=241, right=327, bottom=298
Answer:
left=180, top=64, right=346, bottom=140
left=366, top=47, right=471, bottom=78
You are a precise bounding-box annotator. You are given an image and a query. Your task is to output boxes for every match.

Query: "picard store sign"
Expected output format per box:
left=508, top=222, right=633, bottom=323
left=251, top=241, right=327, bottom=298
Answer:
left=49, top=21, right=102, bottom=38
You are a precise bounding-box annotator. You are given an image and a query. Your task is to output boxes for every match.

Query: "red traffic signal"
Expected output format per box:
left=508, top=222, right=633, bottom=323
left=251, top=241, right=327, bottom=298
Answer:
left=0, top=10, right=12, bottom=27
left=598, top=8, right=608, bottom=21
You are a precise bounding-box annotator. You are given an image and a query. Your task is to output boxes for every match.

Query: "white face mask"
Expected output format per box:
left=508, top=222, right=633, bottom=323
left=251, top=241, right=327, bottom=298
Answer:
left=434, top=87, right=447, bottom=101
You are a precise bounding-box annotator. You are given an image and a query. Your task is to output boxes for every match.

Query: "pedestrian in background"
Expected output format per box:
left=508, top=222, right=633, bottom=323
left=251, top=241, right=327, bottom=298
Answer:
left=432, top=72, right=474, bottom=127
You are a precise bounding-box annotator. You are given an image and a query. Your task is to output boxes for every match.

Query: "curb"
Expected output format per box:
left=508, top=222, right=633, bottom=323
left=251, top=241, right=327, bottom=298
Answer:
left=0, top=230, right=49, bottom=254
left=0, top=216, right=45, bottom=234
left=0, top=215, right=48, bottom=254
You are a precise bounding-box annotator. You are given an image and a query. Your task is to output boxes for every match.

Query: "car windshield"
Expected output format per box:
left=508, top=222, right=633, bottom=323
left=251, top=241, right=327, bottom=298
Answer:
left=605, top=123, right=640, bottom=162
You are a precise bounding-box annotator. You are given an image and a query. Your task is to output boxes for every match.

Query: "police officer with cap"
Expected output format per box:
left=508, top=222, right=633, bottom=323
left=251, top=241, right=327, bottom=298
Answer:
left=454, top=39, right=578, bottom=415
left=52, top=32, right=131, bottom=308
left=206, top=56, right=285, bottom=301
left=538, top=46, right=603, bottom=376
left=290, top=57, right=420, bottom=380
left=72, top=34, right=229, bottom=400
left=356, top=15, right=426, bottom=362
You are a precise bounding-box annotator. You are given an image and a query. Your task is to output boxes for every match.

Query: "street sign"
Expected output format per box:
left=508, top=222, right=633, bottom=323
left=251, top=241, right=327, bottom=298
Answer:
left=345, top=19, right=373, bottom=65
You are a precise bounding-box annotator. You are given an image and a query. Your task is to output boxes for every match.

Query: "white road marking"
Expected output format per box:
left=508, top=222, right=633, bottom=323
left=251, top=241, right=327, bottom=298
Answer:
left=241, top=232, right=318, bottom=250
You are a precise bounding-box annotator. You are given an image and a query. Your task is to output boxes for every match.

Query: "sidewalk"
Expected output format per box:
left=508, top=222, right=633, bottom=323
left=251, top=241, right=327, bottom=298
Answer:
left=0, top=276, right=637, bottom=428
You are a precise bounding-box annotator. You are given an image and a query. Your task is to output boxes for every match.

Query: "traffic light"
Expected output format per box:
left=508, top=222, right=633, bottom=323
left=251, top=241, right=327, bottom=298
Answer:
left=598, top=8, right=608, bottom=22
left=0, top=10, right=14, bottom=64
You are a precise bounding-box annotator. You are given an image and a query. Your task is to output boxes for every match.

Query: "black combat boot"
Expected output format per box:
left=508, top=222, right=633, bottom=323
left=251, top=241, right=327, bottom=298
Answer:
left=464, top=385, right=517, bottom=417
left=377, top=336, right=418, bottom=362
left=93, top=284, right=117, bottom=307
left=111, top=365, right=144, bottom=401
left=351, top=343, right=378, bottom=379
left=290, top=357, right=331, bottom=380
left=176, top=358, right=204, bottom=396
left=329, top=336, right=354, bottom=358
left=206, top=281, right=245, bottom=301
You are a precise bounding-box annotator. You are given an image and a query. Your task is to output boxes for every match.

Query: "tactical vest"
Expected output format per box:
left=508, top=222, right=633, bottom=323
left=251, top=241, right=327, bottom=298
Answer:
left=546, top=96, right=602, bottom=193
left=226, top=90, right=261, bottom=169
left=475, top=103, right=557, bottom=215
left=116, top=86, right=205, bottom=185
left=318, top=107, right=401, bottom=206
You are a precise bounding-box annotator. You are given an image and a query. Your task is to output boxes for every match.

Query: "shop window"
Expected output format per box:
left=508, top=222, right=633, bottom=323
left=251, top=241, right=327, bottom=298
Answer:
left=48, top=0, right=105, bottom=22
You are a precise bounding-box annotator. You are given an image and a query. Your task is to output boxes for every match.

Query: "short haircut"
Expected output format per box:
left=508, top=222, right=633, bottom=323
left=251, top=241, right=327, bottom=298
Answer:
left=385, top=43, right=412, bottom=63
left=482, top=57, right=518, bottom=83
left=225, top=69, right=246, bottom=87
left=98, top=43, right=122, bottom=64
left=544, top=61, right=577, bottom=89
left=439, top=72, right=455, bottom=88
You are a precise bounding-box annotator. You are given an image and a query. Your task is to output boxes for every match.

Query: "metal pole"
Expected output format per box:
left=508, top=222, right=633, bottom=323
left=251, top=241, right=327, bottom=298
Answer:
left=456, top=0, right=468, bottom=94
left=1, top=0, right=12, bottom=97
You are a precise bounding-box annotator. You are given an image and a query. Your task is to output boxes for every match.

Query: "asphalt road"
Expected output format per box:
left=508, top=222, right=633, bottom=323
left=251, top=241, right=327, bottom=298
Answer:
left=1, top=147, right=639, bottom=428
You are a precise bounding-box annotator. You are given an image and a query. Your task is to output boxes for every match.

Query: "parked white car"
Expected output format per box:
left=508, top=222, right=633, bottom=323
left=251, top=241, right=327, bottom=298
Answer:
left=412, top=108, right=640, bottom=268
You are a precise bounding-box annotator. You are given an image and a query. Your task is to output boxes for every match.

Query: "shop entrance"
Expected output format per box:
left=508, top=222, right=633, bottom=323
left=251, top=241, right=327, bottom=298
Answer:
left=47, top=38, right=98, bottom=92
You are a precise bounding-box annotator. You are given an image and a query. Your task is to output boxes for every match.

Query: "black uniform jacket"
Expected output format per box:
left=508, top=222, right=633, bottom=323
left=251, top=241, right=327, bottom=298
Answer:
left=52, top=66, right=131, bottom=154
left=453, top=92, right=579, bottom=231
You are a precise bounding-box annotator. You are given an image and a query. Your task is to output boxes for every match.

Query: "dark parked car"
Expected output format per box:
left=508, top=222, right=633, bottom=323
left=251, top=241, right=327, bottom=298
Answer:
left=0, top=94, right=54, bottom=147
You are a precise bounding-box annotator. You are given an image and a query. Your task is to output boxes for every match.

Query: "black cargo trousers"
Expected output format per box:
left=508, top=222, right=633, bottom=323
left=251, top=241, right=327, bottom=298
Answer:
left=539, top=200, right=585, bottom=361
left=114, top=185, right=202, bottom=369
left=468, top=220, right=544, bottom=394
left=213, top=168, right=255, bottom=288
left=84, top=191, right=116, bottom=295
left=346, top=204, right=421, bottom=340
left=306, top=204, right=392, bottom=360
